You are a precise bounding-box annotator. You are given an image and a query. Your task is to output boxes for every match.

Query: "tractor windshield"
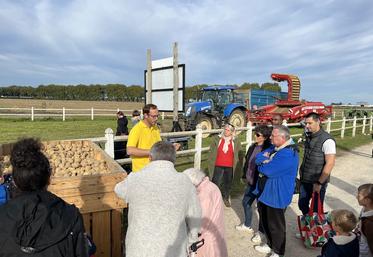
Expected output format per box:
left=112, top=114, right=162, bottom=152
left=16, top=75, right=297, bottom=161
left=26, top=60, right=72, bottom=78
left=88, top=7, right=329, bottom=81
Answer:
left=201, top=89, right=233, bottom=105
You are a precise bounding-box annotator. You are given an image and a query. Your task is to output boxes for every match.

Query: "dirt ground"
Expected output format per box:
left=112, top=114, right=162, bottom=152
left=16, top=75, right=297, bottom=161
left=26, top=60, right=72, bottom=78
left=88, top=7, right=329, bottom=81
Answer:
left=0, top=98, right=142, bottom=110
left=225, top=142, right=373, bottom=257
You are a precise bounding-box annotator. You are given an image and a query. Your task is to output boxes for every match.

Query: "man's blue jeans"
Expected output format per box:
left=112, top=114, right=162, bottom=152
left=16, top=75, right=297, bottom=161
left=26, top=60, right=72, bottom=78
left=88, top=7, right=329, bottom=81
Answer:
left=298, top=182, right=328, bottom=215
left=242, top=185, right=257, bottom=227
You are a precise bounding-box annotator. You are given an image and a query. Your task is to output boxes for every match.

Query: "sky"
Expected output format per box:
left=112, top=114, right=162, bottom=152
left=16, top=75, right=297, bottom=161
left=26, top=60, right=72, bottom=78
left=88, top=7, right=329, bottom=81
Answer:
left=0, top=0, right=373, bottom=104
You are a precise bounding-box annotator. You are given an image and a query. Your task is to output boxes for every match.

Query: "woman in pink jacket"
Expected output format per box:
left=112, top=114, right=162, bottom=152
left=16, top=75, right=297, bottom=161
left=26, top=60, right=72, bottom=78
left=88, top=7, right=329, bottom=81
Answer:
left=183, top=168, right=228, bottom=257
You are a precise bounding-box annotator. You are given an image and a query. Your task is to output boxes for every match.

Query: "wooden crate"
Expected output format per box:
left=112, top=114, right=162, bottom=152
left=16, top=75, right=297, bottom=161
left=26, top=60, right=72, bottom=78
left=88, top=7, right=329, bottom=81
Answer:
left=0, top=140, right=128, bottom=257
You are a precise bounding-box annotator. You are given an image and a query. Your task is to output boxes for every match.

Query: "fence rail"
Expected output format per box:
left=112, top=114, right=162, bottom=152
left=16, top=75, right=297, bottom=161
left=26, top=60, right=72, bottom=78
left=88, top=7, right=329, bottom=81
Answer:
left=90, top=115, right=373, bottom=169
left=0, top=107, right=173, bottom=121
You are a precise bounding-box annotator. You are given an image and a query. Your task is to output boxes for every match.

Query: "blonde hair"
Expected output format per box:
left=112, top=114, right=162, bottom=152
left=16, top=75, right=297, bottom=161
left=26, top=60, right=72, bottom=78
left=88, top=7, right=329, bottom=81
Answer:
left=331, top=209, right=357, bottom=233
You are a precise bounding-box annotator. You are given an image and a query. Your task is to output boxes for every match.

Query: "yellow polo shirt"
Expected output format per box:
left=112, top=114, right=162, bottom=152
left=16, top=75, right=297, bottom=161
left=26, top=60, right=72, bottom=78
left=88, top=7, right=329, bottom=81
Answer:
left=127, top=120, right=161, bottom=172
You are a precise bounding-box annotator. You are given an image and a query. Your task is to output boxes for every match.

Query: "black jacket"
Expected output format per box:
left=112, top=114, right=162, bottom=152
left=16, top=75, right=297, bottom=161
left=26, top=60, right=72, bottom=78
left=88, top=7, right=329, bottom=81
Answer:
left=116, top=116, right=128, bottom=136
left=0, top=191, right=88, bottom=257
left=300, top=129, right=334, bottom=183
left=318, top=235, right=359, bottom=257
left=241, top=139, right=272, bottom=185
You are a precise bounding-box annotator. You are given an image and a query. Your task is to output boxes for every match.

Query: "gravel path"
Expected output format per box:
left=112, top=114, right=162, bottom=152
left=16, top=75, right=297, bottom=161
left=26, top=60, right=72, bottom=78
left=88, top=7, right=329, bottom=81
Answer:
left=224, top=142, right=373, bottom=257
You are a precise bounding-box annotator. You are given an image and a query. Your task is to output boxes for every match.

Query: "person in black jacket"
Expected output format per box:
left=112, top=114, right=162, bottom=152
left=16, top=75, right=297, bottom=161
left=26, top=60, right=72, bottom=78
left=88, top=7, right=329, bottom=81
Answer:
left=114, top=111, right=129, bottom=160
left=0, top=138, right=89, bottom=257
left=235, top=125, right=272, bottom=241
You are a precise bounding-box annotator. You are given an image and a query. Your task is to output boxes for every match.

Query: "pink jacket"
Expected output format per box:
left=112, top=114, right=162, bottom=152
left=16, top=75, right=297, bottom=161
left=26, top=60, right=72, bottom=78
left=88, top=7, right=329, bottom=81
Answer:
left=196, top=177, right=228, bottom=257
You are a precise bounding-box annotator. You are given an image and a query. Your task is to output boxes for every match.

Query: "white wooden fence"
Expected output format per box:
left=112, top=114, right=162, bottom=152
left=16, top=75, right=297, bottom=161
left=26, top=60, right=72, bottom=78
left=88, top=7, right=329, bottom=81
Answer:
left=89, top=115, right=373, bottom=170
left=0, top=107, right=172, bottom=121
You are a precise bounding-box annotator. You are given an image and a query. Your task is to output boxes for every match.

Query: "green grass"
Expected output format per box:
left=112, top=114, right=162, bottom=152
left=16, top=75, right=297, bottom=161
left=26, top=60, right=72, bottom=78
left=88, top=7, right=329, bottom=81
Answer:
left=0, top=117, right=119, bottom=143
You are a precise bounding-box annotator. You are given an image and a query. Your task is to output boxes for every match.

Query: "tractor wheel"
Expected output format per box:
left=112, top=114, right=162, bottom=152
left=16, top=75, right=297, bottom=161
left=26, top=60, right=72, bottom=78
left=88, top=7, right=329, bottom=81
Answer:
left=228, top=110, right=246, bottom=134
left=196, top=116, right=213, bottom=138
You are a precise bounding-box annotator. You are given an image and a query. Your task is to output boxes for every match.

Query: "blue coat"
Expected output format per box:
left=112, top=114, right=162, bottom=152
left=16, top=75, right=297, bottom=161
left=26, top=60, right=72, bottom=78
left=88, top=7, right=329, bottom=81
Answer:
left=254, top=144, right=299, bottom=209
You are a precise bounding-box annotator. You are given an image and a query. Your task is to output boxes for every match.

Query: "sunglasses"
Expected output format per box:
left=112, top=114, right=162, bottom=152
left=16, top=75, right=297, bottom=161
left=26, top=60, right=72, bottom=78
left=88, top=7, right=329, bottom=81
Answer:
left=255, top=133, right=263, bottom=137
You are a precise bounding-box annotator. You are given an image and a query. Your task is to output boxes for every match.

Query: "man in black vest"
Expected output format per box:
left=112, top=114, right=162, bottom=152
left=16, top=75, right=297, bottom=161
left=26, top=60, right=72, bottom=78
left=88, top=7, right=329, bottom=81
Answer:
left=298, top=112, right=336, bottom=215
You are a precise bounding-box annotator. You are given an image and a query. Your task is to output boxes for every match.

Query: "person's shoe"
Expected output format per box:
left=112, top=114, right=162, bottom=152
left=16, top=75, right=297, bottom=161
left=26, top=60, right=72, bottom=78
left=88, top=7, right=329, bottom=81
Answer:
left=254, top=244, right=271, bottom=254
left=235, top=224, right=254, bottom=232
left=251, top=232, right=263, bottom=244
left=223, top=198, right=231, bottom=207
left=269, top=253, right=282, bottom=257
left=295, top=232, right=302, bottom=239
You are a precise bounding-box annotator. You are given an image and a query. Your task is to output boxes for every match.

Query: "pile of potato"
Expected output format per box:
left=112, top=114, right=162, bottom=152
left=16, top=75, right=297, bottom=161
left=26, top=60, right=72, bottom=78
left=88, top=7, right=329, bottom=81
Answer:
left=0, top=140, right=110, bottom=177
left=0, top=155, right=12, bottom=176
left=43, top=141, right=109, bottom=177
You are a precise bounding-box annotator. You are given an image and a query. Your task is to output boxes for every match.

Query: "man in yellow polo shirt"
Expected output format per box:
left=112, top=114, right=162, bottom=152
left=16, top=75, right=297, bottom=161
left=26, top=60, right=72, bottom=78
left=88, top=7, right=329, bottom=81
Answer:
left=127, top=104, right=161, bottom=172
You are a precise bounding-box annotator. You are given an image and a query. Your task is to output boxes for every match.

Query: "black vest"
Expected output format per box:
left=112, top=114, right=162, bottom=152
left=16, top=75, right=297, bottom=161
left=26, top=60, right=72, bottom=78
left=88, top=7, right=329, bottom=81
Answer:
left=300, top=129, right=334, bottom=183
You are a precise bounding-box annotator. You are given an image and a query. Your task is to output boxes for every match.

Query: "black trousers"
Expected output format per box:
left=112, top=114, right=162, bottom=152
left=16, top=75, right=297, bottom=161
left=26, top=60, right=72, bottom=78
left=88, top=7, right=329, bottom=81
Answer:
left=258, top=201, right=286, bottom=255
left=212, top=166, right=233, bottom=200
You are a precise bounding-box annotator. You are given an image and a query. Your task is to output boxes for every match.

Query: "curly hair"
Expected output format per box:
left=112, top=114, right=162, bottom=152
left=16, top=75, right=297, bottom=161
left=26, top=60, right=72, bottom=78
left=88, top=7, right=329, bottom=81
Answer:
left=10, top=138, right=51, bottom=191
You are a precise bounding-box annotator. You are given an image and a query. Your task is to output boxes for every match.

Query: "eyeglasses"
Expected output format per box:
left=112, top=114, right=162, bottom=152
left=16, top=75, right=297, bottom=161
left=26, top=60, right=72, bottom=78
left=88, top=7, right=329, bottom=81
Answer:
left=255, top=133, right=263, bottom=137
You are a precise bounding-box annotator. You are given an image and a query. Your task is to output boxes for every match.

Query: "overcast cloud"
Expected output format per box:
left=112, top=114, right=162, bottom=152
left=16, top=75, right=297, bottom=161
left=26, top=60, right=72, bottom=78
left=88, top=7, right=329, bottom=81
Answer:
left=0, top=0, right=372, bottom=104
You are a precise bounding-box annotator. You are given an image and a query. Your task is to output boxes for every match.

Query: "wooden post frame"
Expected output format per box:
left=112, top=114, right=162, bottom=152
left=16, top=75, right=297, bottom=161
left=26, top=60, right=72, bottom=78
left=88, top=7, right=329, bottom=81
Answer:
left=194, top=125, right=203, bottom=169
left=352, top=116, right=357, bottom=137
left=341, top=117, right=346, bottom=138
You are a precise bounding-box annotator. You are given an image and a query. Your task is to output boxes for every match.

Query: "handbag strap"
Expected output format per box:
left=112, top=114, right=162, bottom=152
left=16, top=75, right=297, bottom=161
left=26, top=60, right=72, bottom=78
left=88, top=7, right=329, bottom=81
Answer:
left=309, top=192, right=324, bottom=215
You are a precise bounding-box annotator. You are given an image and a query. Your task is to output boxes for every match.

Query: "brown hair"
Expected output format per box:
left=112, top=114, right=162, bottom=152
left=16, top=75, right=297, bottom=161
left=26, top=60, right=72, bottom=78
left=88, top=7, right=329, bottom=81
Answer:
left=331, top=209, right=357, bottom=233
left=143, top=104, right=157, bottom=115
left=358, top=183, right=373, bottom=202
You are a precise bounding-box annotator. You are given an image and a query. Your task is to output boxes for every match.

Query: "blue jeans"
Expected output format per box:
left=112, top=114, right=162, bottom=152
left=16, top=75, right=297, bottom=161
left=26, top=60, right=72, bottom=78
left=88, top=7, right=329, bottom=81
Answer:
left=242, top=185, right=257, bottom=227
left=298, top=182, right=328, bottom=215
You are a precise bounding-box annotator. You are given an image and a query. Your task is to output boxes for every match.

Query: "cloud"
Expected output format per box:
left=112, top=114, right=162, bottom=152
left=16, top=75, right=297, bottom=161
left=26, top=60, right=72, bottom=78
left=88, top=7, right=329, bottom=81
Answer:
left=0, top=0, right=373, bottom=103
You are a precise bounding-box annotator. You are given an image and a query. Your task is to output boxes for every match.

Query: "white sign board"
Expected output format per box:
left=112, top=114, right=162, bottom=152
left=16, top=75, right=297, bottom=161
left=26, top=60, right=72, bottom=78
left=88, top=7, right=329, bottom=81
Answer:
left=144, top=60, right=185, bottom=112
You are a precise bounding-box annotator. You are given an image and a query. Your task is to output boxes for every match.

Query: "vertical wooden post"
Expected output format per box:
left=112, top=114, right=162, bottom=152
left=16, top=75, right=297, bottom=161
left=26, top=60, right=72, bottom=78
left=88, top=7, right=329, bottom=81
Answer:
left=116, top=108, right=119, bottom=113
left=370, top=115, right=373, bottom=133
left=246, top=121, right=253, bottom=151
left=91, top=107, right=94, bottom=120
left=352, top=116, right=357, bottom=137
left=362, top=116, right=367, bottom=134
left=105, top=128, right=114, bottom=158
left=161, top=112, right=165, bottom=120
left=146, top=49, right=152, bottom=104
left=31, top=107, right=34, bottom=121
left=326, top=117, right=331, bottom=133
left=333, top=112, right=336, bottom=119
left=62, top=107, right=66, bottom=121
left=173, top=42, right=179, bottom=122
left=194, top=125, right=203, bottom=169
left=341, top=117, right=346, bottom=138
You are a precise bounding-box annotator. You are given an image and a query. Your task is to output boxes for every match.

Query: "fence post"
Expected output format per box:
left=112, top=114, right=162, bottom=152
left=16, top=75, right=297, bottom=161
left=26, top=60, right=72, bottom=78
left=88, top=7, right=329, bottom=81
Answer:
left=31, top=107, right=34, bottom=121
left=362, top=116, right=367, bottom=135
left=162, top=112, right=165, bottom=120
left=62, top=107, right=66, bottom=121
left=104, top=128, right=115, bottom=158
left=341, top=117, right=346, bottom=138
left=333, top=112, right=335, bottom=119
left=117, top=108, right=119, bottom=113
left=326, top=117, right=331, bottom=133
left=246, top=121, right=253, bottom=151
left=194, top=125, right=203, bottom=169
left=370, top=115, right=373, bottom=133
left=352, top=116, right=357, bottom=137
left=91, top=107, right=94, bottom=120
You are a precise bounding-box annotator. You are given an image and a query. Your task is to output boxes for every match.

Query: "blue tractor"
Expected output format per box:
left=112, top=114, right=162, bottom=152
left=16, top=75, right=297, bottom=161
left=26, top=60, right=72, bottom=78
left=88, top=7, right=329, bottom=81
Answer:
left=183, top=86, right=248, bottom=135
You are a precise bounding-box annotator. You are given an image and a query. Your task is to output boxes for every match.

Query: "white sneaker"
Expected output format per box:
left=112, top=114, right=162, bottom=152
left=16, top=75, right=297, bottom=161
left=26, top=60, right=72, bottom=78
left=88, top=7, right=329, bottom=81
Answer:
left=235, top=224, right=254, bottom=232
left=251, top=232, right=262, bottom=244
left=269, top=253, right=281, bottom=257
left=295, top=232, right=301, bottom=239
left=254, top=244, right=271, bottom=254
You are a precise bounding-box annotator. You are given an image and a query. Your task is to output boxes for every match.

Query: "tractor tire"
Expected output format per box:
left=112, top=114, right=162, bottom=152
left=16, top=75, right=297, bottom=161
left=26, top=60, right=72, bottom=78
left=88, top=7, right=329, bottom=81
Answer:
left=228, top=109, right=246, bottom=134
left=196, top=116, right=213, bottom=138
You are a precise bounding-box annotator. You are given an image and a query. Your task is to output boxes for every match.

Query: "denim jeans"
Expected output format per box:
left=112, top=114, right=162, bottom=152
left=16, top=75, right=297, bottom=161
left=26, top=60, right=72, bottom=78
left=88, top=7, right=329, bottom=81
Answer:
left=242, top=185, right=257, bottom=227
left=298, top=182, right=328, bottom=215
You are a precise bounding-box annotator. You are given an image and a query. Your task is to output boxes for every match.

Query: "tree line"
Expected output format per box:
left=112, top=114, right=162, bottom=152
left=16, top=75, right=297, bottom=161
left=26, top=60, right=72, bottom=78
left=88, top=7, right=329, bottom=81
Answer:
left=0, top=82, right=281, bottom=102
